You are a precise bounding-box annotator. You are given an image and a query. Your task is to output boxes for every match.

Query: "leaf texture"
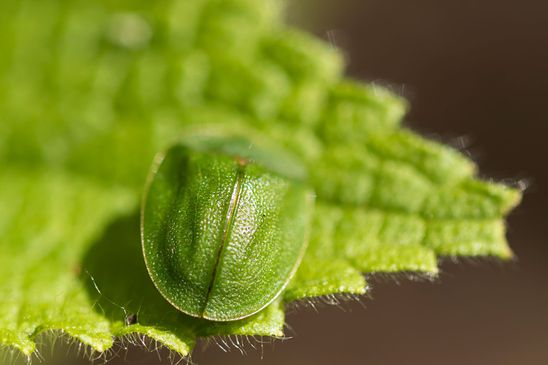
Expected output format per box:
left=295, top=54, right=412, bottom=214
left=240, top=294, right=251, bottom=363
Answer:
left=0, top=0, right=521, bottom=359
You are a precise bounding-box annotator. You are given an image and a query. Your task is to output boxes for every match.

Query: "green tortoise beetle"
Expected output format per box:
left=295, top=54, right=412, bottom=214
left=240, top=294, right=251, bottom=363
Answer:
left=141, top=137, right=314, bottom=321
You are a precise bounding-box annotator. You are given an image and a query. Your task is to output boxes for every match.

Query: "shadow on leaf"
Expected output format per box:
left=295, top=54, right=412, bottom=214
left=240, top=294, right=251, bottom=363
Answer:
left=80, top=213, right=197, bottom=343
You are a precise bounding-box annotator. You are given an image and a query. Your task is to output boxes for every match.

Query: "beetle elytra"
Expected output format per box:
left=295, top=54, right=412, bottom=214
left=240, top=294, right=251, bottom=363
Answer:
left=141, top=141, right=314, bottom=321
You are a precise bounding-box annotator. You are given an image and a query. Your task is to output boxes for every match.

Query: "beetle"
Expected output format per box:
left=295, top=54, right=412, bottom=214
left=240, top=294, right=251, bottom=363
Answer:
left=141, top=138, right=314, bottom=321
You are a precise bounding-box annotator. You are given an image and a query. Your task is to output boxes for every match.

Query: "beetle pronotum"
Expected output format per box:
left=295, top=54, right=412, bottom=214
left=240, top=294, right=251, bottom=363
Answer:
left=141, top=139, right=314, bottom=321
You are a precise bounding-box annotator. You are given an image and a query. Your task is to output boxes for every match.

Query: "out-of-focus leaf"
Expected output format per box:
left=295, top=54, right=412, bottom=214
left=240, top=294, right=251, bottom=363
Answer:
left=0, top=0, right=521, bottom=359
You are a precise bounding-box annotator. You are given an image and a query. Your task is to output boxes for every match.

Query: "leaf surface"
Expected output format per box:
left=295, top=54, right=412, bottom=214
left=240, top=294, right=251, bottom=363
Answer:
left=0, top=0, right=520, bottom=358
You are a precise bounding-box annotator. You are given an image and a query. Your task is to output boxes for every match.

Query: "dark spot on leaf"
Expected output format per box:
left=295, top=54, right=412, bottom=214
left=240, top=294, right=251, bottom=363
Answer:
left=125, top=313, right=138, bottom=325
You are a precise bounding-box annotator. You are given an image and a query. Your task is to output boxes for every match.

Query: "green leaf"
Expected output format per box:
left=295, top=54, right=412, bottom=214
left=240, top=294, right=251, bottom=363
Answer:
left=0, top=170, right=286, bottom=356
left=0, top=169, right=136, bottom=354
left=0, top=0, right=521, bottom=359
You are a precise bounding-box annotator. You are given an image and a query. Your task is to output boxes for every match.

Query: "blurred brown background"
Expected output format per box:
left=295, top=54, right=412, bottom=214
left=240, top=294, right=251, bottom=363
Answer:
left=51, top=0, right=548, bottom=364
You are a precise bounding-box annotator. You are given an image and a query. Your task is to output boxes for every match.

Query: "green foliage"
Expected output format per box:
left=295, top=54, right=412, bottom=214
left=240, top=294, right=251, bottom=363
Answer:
left=0, top=0, right=520, bottom=359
